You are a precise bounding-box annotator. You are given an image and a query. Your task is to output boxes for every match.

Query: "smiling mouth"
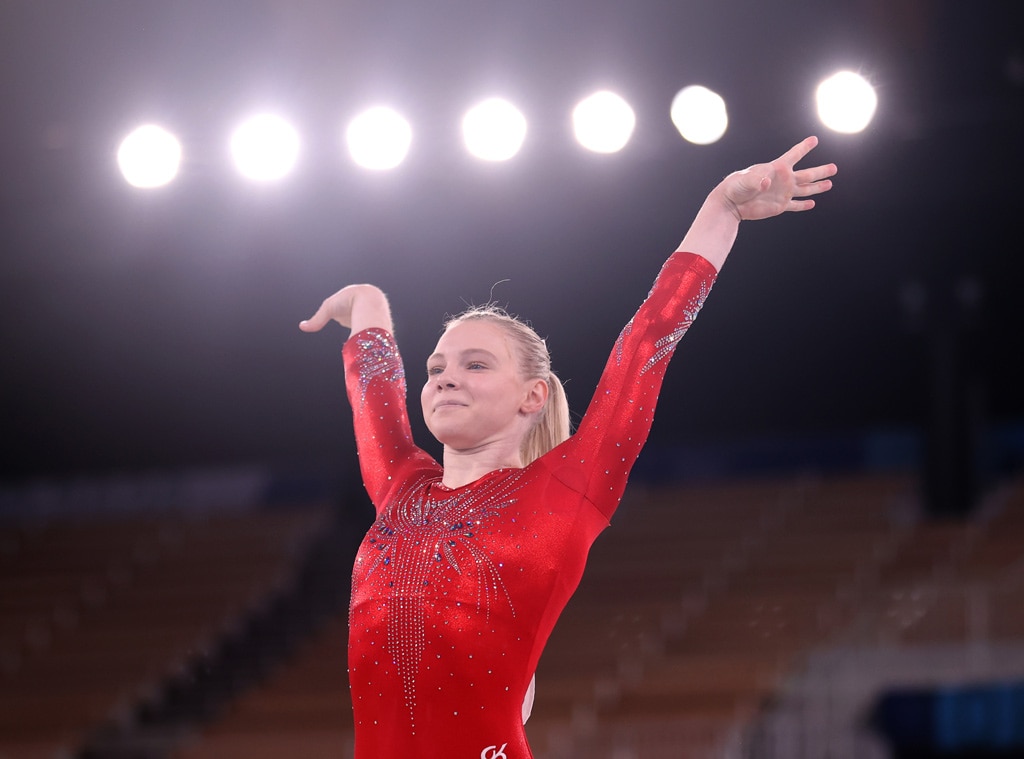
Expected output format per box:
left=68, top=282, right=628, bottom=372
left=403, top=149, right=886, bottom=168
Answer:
left=434, top=401, right=466, bottom=410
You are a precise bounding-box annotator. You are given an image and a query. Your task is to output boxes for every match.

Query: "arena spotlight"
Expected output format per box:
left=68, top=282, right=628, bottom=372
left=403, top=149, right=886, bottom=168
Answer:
left=670, top=85, right=728, bottom=145
left=117, top=124, right=182, bottom=188
left=230, top=114, right=300, bottom=181
left=346, top=107, right=412, bottom=170
left=815, top=71, right=878, bottom=134
left=572, top=91, right=635, bottom=154
left=462, top=98, right=528, bottom=162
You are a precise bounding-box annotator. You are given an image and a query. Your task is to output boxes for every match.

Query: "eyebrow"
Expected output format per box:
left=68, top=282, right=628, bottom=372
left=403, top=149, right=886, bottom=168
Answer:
left=426, top=348, right=501, bottom=365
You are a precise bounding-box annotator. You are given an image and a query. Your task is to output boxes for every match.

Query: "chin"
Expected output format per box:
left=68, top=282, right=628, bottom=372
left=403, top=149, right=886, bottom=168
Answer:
left=425, top=423, right=461, bottom=449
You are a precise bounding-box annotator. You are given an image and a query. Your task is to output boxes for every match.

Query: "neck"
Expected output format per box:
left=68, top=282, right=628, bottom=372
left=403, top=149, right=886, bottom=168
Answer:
left=441, top=443, right=523, bottom=489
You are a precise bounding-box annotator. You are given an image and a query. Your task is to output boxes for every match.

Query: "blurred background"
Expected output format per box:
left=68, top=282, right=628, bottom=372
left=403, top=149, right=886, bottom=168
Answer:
left=1, top=1, right=1022, bottom=757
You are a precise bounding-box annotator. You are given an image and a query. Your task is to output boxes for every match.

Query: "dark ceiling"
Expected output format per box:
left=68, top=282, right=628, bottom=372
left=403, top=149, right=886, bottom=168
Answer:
left=1, top=0, right=1021, bottom=482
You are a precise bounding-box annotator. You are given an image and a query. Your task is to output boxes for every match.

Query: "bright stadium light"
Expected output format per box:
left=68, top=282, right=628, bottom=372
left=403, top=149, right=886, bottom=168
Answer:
left=670, top=85, right=728, bottom=145
left=230, top=113, right=301, bottom=181
left=572, top=90, right=636, bottom=154
left=346, top=107, right=413, bottom=170
left=462, top=98, right=528, bottom=162
left=117, top=124, right=182, bottom=188
left=815, top=71, right=878, bottom=134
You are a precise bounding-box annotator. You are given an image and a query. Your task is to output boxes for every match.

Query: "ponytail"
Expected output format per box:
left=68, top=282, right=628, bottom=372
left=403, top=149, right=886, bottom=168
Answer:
left=520, top=370, right=570, bottom=465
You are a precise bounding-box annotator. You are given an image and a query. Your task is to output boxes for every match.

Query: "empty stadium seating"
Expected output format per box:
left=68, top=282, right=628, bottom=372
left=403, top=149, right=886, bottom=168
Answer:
left=2, top=470, right=1022, bottom=759
left=0, top=505, right=329, bottom=759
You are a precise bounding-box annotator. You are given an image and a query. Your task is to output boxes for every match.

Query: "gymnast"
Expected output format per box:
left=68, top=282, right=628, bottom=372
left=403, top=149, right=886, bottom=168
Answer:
left=300, top=136, right=836, bottom=758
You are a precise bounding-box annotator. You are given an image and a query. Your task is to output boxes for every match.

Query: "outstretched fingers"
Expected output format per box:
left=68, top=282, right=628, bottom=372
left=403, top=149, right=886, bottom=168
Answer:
left=796, top=161, right=838, bottom=185
left=793, top=162, right=837, bottom=200
left=779, top=135, right=820, bottom=168
left=787, top=197, right=818, bottom=213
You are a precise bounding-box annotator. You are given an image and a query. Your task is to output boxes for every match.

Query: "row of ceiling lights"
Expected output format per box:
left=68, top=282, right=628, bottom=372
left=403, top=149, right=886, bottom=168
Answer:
left=117, top=71, right=877, bottom=188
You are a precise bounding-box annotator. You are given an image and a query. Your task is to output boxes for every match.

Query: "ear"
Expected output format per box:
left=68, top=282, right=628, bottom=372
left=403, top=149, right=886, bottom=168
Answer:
left=519, top=378, right=549, bottom=415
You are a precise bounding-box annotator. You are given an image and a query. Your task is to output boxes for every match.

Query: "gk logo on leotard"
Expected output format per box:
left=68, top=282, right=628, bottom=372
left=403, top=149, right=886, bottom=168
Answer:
left=481, top=744, right=508, bottom=759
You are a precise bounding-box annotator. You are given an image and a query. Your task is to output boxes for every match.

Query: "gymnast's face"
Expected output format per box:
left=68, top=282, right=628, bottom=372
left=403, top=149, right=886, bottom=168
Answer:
left=421, top=320, right=545, bottom=455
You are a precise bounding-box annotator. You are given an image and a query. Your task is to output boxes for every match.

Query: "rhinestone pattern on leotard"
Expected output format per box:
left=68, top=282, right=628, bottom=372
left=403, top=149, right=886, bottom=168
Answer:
left=354, top=330, right=405, bottom=405
left=356, top=470, right=525, bottom=726
left=640, top=277, right=711, bottom=374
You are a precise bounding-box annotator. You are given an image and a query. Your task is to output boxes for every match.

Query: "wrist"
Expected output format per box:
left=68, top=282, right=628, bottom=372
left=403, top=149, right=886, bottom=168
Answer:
left=348, top=285, right=394, bottom=336
left=708, top=181, right=744, bottom=223
left=676, top=187, right=741, bottom=272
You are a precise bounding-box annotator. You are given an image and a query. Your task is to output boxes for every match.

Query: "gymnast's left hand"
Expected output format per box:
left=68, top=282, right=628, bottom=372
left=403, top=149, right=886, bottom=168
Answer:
left=719, top=135, right=837, bottom=222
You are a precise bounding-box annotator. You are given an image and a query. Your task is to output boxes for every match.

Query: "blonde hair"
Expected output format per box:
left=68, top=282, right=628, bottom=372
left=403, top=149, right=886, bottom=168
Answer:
left=444, top=305, right=571, bottom=464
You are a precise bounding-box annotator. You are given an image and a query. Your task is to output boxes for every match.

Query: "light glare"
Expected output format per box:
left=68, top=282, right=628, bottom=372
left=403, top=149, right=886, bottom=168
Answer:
left=462, top=98, right=527, bottom=162
left=346, top=107, right=412, bottom=170
left=230, top=114, right=300, bottom=181
left=670, top=86, right=728, bottom=145
left=573, top=91, right=635, bottom=154
left=816, top=71, right=878, bottom=134
left=117, top=124, right=182, bottom=188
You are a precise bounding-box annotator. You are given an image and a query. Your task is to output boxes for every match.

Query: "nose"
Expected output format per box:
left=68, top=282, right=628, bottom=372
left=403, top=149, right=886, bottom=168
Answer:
left=433, top=368, right=458, bottom=389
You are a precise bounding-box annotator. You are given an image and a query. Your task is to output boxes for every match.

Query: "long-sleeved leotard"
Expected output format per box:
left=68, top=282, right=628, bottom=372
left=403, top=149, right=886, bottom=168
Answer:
left=342, top=251, right=717, bottom=758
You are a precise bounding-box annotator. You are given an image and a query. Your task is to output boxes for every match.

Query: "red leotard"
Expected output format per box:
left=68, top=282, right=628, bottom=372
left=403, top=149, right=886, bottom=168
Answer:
left=342, top=252, right=717, bottom=758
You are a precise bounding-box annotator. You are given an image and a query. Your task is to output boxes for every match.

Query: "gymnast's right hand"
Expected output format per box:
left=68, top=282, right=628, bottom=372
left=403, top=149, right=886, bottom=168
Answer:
left=299, top=284, right=393, bottom=335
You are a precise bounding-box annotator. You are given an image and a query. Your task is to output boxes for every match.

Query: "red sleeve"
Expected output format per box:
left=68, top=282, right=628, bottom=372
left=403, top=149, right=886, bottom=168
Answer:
left=342, top=328, right=441, bottom=510
left=551, top=251, right=717, bottom=520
